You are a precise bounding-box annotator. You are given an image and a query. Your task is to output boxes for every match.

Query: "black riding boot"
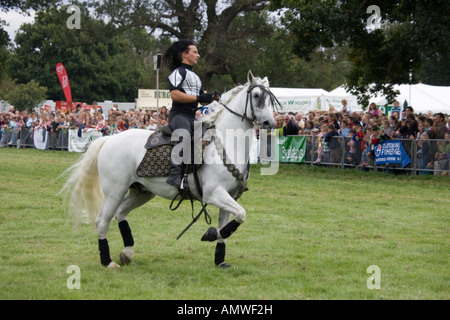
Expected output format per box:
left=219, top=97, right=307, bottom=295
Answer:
left=166, top=161, right=189, bottom=189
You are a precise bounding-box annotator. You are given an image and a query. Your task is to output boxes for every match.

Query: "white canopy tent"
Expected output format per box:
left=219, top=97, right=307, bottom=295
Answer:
left=374, top=83, right=450, bottom=114
left=270, top=87, right=362, bottom=114
left=270, top=88, right=327, bottom=113
left=330, top=83, right=450, bottom=114
left=325, top=87, right=363, bottom=113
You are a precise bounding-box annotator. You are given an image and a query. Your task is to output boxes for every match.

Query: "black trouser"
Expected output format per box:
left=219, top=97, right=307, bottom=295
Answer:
left=166, top=112, right=195, bottom=188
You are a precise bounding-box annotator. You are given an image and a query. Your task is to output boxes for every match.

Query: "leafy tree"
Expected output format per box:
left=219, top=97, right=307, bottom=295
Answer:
left=2, top=0, right=357, bottom=103
left=416, top=51, right=450, bottom=86
left=217, top=12, right=349, bottom=90
left=0, top=0, right=59, bottom=11
left=92, top=1, right=350, bottom=91
left=0, top=22, right=10, bottom=81
left=0, top=78, right=47, bottom=111
left=92, top=0, right=271, bottom=89
left=1, top=1, right=61, bottom=89
left=8, top=4, right=161, bottom=102
left=270, top=0, right=450, bottom=105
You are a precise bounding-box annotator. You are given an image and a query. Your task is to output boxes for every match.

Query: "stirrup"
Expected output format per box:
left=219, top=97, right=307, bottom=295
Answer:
left=180, top=174, right=189, bottom=190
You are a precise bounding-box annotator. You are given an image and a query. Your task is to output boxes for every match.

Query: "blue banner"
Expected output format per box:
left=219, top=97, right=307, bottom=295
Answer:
left=374, top=140, right=411, bottom=168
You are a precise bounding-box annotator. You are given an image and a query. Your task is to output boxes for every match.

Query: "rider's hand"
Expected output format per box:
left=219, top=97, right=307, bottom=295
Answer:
left=197, top=93, right=214, bottom=104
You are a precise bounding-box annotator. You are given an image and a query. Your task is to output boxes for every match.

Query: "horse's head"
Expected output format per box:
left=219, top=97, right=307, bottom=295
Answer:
left=245, top=71, right=277, bottom=130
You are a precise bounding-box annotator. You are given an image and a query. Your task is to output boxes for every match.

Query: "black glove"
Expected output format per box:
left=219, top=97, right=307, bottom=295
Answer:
left=197, top=93, right=214, bottom=104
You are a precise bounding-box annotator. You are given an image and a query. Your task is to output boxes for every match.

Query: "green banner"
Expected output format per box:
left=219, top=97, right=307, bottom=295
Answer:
left=279, top=136, right=306, bottom=163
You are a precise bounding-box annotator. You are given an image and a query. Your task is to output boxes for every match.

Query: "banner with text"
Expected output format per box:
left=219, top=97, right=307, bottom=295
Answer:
left=375, top=140, right=411, bottom=168
left=279, top=136, right=306, bottom=163
left=68, top=129, right=103, bottom=152
left=55, top=62, right=72, bottom=104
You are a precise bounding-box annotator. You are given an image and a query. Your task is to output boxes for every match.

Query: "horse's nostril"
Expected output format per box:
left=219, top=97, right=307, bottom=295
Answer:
left=262, top=120, right=274, bottom=129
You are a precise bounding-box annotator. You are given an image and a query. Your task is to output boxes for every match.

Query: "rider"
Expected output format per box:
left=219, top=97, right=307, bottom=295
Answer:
left=163, top=40, right=214, bottom=190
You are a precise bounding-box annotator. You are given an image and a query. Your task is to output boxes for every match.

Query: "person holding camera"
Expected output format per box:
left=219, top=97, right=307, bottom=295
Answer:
left=399, top=114, right=418, bottom=139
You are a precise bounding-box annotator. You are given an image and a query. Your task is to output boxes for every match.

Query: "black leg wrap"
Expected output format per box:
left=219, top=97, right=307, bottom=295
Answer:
left=118, top=220, right=134, bottom=247
left=215, top=242, right=226, bottom=266
left=98, top=238, right=112, bottom=266
left=219, top=220, right=240, bottom=239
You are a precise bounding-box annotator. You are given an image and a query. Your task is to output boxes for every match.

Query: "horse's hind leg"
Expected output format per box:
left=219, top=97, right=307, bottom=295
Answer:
left=96, top=193, right=127, bottom=268
left=115, top=184, right=154, bottom=265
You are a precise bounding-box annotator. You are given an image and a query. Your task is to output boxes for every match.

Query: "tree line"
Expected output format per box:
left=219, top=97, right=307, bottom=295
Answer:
left=1, top=0, right=448, bottom=111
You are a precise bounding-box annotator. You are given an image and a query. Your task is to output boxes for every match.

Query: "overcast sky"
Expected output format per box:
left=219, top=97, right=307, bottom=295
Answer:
left=0, top=9, right=36, bottom=43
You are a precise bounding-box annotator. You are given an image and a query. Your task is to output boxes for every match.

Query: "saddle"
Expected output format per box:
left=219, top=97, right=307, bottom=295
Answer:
left=144, top=125, right=174, bottom=149
left=136, top=124, right=214, bottom=178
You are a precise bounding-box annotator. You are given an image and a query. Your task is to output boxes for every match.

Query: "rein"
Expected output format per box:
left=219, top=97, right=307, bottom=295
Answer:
left=212, top=134, right=250, bottom=200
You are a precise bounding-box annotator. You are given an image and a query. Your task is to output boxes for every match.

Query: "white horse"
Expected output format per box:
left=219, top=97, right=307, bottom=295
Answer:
left=61, top=71, right=277, bottom=268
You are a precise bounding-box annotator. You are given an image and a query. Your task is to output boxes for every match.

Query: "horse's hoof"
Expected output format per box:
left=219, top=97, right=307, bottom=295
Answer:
left=107, top=261, right=121, bottom=269
left=119, top=247, right=133, bottom=265
left=217, top=262, right=231, bottom=268
left=201, top=227, right=218, bottom=242
left=119, top=252, right=132, bottom=265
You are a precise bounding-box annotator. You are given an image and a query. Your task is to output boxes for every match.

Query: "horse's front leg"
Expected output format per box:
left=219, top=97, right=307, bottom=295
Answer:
left=215, top=209, right=232, bottom=268
left=201, top=189, right=245, bottom=267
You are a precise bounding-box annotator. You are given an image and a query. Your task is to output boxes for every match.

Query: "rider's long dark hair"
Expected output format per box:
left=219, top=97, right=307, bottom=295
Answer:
left=162, top=40, right=195, bottom=71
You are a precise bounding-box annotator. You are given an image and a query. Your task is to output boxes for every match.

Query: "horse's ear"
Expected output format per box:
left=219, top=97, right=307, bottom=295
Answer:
left=247, top=70, right=255, bottom=84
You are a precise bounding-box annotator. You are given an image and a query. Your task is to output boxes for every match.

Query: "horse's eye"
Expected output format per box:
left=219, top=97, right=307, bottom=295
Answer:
left=253, top=93, right=259, bottom=99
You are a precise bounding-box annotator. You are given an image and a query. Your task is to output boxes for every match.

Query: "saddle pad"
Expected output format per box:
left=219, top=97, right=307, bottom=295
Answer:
left=136, top=144, right=201, bottom=178
left=136, top=145, right=173, bottom=178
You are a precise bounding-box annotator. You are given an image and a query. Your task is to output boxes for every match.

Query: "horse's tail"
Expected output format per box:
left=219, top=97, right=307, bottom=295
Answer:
left=59, top=136, right=110, bottom=228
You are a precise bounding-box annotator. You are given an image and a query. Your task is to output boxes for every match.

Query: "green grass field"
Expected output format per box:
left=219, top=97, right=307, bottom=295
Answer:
left=0, top=148, right=449, bottom=299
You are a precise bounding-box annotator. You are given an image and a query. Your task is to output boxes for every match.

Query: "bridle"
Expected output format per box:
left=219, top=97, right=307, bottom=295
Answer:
left=218, top=84, right=282, bottom=126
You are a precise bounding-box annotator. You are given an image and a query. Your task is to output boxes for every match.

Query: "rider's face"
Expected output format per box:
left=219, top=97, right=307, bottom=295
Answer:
left=182, top=45, right=200, bottom=66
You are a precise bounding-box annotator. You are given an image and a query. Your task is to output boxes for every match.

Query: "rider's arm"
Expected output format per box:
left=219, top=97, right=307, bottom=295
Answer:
left=170, top=90, right=198, bottom=103
left=171, top=89, right=213, bottom=104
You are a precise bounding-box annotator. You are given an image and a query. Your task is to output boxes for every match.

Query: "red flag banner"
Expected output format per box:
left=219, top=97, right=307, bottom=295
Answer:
left=55, top=62, right=72, bottom=103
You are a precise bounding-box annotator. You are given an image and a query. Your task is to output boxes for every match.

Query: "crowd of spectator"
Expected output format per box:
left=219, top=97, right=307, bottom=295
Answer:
left=275, top=100, right=449, bottom=140
left=0, top=102, right=171, bottom=147
left=273, top=100, right=450, bottom=175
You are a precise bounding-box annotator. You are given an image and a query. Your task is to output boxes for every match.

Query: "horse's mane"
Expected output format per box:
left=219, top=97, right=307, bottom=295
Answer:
left=200, top=82, right=250, bottom=124
left=199, top=102, right=223, bottom=124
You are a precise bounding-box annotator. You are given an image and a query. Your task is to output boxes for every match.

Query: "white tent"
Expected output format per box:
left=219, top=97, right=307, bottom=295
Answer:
left=330, top=83, right=450, bottom=114
left=374, top=84, right=450, bottom=114
left=271, top=87, right=362, bottom=114
left=326, top=86, right=363, bottom=113
left=270, top=88, right=328, bottom=113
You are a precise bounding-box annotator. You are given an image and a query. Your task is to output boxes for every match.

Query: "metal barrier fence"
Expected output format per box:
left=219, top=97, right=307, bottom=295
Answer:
left=1, top=128, right=449, bottom=176
left=296, top=135, right=450, bottom=176
left=0, top=126, right=68, bottom=150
